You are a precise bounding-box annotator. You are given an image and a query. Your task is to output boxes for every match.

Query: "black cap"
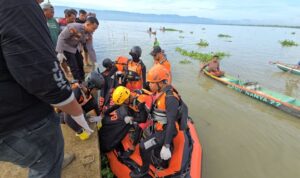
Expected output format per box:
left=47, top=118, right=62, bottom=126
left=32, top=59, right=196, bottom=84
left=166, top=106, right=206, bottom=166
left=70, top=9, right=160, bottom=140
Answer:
left=150, top=46, right=162, bottom=56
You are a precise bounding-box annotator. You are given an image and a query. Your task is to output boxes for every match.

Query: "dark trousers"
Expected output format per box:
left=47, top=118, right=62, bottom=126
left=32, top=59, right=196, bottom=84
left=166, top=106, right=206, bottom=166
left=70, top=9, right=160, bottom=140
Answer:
left=64, top=50, right=84, bottom=81
left=0, top=113, right=64, bottom=178
left=64, top=98, right=99, bottom=133
left=139, top=131, right=165, bottom=172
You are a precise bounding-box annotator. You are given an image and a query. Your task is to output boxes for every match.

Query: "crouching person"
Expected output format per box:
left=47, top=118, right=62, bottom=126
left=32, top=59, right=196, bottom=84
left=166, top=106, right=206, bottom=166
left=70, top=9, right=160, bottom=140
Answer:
left=62, top=71, right=104, bottom=140
left=111, top=86, right=153, bottom=158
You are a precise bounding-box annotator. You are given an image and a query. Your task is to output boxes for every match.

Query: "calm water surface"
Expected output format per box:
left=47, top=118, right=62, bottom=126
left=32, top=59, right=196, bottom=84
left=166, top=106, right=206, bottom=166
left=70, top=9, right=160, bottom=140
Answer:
left=94, top=20, right=300, bottom=178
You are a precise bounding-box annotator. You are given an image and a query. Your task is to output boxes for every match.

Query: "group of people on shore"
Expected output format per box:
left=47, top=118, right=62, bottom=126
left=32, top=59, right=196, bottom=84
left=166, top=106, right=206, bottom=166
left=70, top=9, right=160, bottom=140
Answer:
left=41, top=1, right=98, bottom=81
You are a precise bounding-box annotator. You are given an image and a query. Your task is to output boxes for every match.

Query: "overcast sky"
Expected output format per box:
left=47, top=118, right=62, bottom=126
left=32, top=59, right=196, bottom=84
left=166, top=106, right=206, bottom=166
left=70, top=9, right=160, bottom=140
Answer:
left=49, top=0, right=300, bottom=24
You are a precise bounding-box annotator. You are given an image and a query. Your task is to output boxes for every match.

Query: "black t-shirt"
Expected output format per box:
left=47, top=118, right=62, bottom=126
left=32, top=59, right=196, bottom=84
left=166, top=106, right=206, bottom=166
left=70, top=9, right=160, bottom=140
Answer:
left=0, top=0, right=72, bottom=134
left=75, top=18, right=86, bottom=24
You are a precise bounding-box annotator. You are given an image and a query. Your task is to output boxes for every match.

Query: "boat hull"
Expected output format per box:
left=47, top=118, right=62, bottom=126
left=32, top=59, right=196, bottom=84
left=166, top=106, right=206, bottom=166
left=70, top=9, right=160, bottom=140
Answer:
left=203, top=70, right=300, bottom=118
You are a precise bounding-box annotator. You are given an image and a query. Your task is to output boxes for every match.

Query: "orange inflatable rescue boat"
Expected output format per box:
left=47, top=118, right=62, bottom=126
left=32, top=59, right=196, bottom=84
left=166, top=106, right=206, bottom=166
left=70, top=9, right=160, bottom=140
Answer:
left=106, top=117, right=202, bottom=178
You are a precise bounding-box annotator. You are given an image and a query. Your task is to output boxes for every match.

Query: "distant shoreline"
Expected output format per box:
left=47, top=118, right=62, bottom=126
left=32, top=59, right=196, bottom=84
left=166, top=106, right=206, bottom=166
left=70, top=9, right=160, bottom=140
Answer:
left=54, top=6, right=300, bottom=29
left=220, top=24, right=300, bottom=29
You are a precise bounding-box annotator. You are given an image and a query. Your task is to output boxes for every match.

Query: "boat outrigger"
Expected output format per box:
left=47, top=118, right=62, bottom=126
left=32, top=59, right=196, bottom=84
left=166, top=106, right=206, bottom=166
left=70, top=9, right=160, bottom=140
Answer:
left=203, top=69, right=300, bottom=118
left=272, top=61, right=300, bottom=76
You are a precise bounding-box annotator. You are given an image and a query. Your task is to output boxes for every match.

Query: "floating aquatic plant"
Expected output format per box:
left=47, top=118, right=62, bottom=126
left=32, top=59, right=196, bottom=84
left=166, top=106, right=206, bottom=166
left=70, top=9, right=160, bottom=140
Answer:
left=179, top=59, right=192, bottom=64
left=197, top=39, right=209, bottom=47
left=175, top=47, right=230, bottom=62
left=279, top=40, right=298, bottom=47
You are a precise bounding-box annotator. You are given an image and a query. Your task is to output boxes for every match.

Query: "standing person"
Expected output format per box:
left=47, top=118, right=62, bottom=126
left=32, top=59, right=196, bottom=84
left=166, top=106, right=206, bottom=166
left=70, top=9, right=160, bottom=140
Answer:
left=0, top=0, right=94, bottom=177
left=126, top=46, right=147, bottom=91
left=58, top=9, right=76, bottom=31
left=150, top=45, right=172, bottom=83
left=130, top=65, right=180, bottom=178
left=41, top=3, right=60, bottom=47
left=57, top=9, right=77, bottom=77
left=56, top=16, right=99, bottom=81
left=153, top=37, right=160, bottom=47
left=69, top=8, right=78, bottom=18
left=76, top=9, right=87, bottom=23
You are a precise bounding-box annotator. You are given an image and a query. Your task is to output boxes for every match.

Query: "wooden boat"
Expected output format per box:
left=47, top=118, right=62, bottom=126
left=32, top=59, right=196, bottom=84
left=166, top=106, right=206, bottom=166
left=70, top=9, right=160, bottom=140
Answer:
left=273, top=62, right=300, bottom=76
left=203, top=69, right=300, bottom=118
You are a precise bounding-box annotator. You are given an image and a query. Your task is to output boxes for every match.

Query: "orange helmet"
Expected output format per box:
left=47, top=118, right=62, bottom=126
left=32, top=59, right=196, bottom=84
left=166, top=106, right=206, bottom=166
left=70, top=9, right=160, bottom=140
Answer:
left=146, top=64, right=170, bottom=83
left=115, top=56, right=128, bottom=72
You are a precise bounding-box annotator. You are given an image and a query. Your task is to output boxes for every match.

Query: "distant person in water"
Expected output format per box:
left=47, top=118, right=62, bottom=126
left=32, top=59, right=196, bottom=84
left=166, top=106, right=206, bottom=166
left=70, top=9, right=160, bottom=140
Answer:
left=200, top=55, right=225, bottom=77
left=297, top=60, right=300, bottom=69
left=153, top=37, right=160, bottom=47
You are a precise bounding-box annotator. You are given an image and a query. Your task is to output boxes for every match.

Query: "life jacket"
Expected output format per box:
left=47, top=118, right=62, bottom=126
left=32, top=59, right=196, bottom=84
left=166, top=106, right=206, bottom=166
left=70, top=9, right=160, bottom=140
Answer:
left=154, top=57, right=171, bottom=73
left=125, top=60, right=144, bottom=91
left=152, top=85, right=188, bottom=131
left=128, top=90, right=153, bottom=113
left=115, top=56, right=128, bottom=73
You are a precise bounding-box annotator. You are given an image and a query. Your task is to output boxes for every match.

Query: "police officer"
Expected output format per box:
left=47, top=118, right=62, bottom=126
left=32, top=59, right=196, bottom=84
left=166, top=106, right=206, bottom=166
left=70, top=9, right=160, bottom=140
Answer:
left=56, top=16, right=99, bottom=81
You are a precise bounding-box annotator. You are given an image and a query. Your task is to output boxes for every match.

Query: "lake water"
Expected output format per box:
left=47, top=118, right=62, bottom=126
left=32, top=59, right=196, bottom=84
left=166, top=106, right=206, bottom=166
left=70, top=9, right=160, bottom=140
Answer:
left=94, top=20, right=300, bottom=178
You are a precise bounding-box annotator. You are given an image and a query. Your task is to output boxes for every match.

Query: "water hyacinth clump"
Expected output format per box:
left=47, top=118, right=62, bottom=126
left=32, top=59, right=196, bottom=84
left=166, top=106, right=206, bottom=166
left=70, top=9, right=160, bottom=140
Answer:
left=218, top=34, right=232, bottom=38
left=279, top=40, right=298, bottom=47
left=175, top=47, right=230, bottom=62
left=163, top=28, right=182, bottom=32
left=179, top=59, right=192, bottom=64
left=197, top=39, right=209, bottom=47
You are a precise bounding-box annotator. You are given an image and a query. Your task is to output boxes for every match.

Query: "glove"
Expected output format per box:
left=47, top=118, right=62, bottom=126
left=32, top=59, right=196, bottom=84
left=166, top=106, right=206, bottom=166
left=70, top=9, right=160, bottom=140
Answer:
left=89, top=115, right=102, bottom=123
left=160, top=145, right=171, bottom=160
left=71, top=114, right=94, bottom=134
left=57, top=53, right=67, bottom=63
left=124, top=116, right=133, bottom=125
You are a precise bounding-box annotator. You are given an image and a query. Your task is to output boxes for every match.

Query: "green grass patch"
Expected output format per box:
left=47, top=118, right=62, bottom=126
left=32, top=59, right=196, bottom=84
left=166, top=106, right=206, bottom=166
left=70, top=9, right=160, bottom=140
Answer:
left=197, top=39, right=209, bottom=47
left=279, top=40, right=298, bottom=47
left=179, top=59, right=192, bottom=64
left=101, top=155, right=114, bottom=178
left=175, top=47, right=230, bottom=62
left=218, top=34, right=232, bottom=38
left=179, top=36, right=185, bottom=38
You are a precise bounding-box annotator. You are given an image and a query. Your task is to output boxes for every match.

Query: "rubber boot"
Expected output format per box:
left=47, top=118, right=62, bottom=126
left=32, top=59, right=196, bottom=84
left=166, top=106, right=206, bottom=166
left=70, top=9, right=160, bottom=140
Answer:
left=76, top=130, right=90, bottom=141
